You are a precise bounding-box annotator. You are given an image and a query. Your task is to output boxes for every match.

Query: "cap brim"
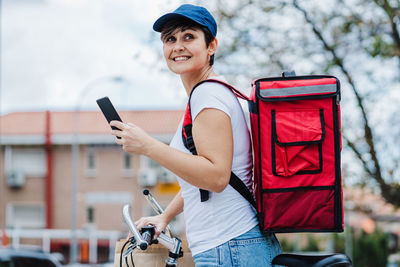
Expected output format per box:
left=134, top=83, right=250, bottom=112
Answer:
left=153, top=13, right=191, bottom=32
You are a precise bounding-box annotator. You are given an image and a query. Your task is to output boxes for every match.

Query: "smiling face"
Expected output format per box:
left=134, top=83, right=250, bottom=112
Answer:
left=162, top=27, right=214, bottom=75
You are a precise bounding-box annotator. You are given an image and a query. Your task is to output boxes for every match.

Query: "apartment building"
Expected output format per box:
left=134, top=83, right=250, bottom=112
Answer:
left=0, top=109, right=184, bottom=262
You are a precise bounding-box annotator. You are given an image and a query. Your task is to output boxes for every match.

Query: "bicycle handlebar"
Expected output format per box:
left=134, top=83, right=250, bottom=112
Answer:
left=122, top=204, right=178, bottom=251
left=122, top=204, right=148, bottom=250
left=141, top=231, right=153, bottom=247
left=143, top=189, right=164, bottom=215
left=143, top=189, right=173, bottom=237
left=122, top=193, right=183, bottom=266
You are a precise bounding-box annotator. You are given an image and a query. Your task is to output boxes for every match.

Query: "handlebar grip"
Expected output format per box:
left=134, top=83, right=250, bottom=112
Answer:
left=137, top=239, right=149, bottom=250
left=142, top=231, right=152, bottom=246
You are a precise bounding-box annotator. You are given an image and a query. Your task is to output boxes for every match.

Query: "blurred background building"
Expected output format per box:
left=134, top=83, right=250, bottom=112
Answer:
left=0, top=109, right=184, bottom=264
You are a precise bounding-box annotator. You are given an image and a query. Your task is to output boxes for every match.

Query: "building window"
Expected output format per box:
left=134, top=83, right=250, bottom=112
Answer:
left=124, top=153, right=131, bottom=170
left=5, top=147, right=46, bottom=177
left=87, top=206, right=95, bottom=224
left=122, top=152, right=133, bottom=178
left=86, top=148, right=96, bottom=178
left=149, top=158, right=161, bottom=169
left=88, top=152, right=95, bottom=169
left=141, top=156, right=162, bottom=170
left=6, top=203, right=45, bottom=229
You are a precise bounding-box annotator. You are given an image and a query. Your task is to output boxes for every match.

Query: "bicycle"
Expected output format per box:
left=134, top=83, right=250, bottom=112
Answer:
left=121, top=189, right=353, bottom=267
left=120, top=190, right=185, bottom=267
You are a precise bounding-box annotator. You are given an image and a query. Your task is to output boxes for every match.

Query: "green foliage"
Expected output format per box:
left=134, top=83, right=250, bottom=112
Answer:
left=365, top=35, right=398, bottom=58
left=304, top=234, right=321, bottom=252
left=333, top=232, right=345, bottom=254
left=278, top=229, right=391, bottom=267
left=279, top=237, right=296, bottom=252
left=353, top=229, right=390, bottom=267
left=278, top=235, right=322, bottom=252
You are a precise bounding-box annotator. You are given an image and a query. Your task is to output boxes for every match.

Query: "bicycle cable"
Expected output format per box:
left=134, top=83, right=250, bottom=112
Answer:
left=130, top=250, right=134, bottom=266
left=120, top=239, right=136, bottom=267
left=119, top=239, right=130, bottom=267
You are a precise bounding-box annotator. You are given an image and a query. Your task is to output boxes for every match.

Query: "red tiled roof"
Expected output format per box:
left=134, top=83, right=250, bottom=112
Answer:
left=0, top=110, right=184, bottom=136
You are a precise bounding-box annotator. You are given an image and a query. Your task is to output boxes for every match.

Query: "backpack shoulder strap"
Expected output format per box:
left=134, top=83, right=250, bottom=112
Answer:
left=194, top=78, right=250, bottom=101
left=230, top=173, right=257, bottom=209
left=182, top=79, right=255, bottom=207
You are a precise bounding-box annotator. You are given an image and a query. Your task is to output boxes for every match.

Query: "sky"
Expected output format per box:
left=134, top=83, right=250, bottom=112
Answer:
left=0, top=0, right=190, bottom=114
left=2, top=0, right=399, bottom=123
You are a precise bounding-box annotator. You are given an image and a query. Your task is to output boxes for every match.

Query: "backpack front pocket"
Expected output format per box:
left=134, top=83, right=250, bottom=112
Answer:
left=272, top=109, right=325, bottom=176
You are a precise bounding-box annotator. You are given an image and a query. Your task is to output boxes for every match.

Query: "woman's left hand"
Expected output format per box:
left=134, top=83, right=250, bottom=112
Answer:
left=110, top=120, right=154, bottom=155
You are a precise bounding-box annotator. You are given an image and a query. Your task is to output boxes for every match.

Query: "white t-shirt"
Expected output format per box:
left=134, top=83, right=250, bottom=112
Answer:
left=169, top=77, right=258, bottom=256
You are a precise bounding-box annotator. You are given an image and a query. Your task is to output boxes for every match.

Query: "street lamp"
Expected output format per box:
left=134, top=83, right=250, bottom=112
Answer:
left=70, top=75, right=128, bottom=264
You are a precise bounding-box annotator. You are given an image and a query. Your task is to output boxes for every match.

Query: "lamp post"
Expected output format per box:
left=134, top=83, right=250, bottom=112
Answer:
left=70, top=75, right=128, bottom=264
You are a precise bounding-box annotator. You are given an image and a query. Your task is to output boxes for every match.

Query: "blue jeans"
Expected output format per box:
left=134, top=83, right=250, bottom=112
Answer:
left=193, top=226, right=282, bottom=267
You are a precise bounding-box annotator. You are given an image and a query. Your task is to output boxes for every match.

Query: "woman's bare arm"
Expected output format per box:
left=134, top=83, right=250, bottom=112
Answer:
left=110, top=108, right=233, bottom=192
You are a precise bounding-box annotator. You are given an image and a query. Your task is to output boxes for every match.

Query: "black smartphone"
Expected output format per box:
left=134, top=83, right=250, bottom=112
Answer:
left=96, top=97, right=122, bottom=138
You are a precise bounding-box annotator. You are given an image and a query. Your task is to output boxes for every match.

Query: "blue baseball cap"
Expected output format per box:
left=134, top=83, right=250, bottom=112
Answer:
left=153, top=4, right=217, bottom=37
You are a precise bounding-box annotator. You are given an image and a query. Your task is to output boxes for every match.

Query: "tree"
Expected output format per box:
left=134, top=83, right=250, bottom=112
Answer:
left=353, top=229, right=389, bottom=267
left=195, top=0, right=400, bottom=205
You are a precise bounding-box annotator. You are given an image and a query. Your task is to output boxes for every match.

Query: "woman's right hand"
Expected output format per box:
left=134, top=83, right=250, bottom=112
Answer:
left=134, top=214, right=168, bottom=239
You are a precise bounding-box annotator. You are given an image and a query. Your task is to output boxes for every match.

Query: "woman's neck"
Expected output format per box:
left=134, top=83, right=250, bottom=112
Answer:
left=180, top=67, right=217, bottom=96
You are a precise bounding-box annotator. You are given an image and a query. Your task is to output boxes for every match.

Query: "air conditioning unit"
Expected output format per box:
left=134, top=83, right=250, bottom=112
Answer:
left=158, top=168, right=177, bottom=184
left=137, top=169, right=157, bottom=187
left=6, top=169, right=25, bottom=188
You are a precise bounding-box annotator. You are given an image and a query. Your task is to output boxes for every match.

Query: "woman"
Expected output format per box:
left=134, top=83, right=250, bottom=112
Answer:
left=110, top=4, right=281, bottom=266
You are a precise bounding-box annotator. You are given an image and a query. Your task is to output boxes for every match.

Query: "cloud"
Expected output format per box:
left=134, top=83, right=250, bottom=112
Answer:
left=1, top=0, right=185, bottom=114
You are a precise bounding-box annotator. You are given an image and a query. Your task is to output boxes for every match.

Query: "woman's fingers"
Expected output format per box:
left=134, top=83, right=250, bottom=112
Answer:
left=153, top=224, right=164, bottom=239
left=110, top=120, right=125, bottom=130
left=134, top=216, right=166, bottom=239
left=135, top=217, right=153, bottom=230
left=135, top=218, right=146, bottom=231
left=109, top=120, right=153, bottom=156
left=111, top=129, right=122, bottom=138
left=109, top=121, right=125, bottom=139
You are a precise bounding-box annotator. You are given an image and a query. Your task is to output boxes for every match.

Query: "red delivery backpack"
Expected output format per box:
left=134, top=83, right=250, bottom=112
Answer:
left=182, top=71, right=343, bottom=233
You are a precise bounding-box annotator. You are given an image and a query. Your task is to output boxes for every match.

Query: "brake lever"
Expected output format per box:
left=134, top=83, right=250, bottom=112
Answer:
left=123, top=243, right=135, bottom=258
left=143, top=189, right=173, bottom=237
